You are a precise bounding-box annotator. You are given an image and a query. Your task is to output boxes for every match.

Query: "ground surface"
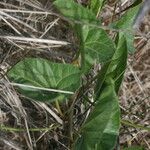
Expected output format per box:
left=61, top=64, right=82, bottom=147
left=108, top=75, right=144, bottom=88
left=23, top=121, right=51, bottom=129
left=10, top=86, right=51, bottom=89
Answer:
left=0, top=0, right=150, bottom=150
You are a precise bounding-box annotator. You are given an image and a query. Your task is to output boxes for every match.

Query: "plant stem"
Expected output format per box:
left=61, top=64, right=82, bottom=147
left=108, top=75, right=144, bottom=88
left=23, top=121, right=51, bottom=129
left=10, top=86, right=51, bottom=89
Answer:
left=55, top=100, right=64, bottom=117
left=0, top=124, right=60, bottom=132
left=121, top=119, right=150, bottom=131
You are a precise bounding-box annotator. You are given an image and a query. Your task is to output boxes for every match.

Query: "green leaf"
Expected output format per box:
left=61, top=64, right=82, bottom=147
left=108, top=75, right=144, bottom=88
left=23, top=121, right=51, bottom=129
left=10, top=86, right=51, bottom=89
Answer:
left=7, top=58, right=81, bottom=101
left=123, top=146, right=144, bottom=150
left=94, top=62, right=110, bottom=99
left=54, top=0, right=116, bottom=71
left=112, top=4, right=140, bottom=53
left=90, top=0, right=106, bottom=15
left=74, top=78, right=120, bottom=150
left=113, top=5, right=140, bottom=29
left=81, top=25, right=115, bottom=70
left=54, top=0, right=96, bottom=23
left=107, top=32, right=127, bottom=92
left=95, top=32, right=127, bottom=99
left=113, top=5, right=140, bottom=52
left=74, top=32, right=127, bottom=147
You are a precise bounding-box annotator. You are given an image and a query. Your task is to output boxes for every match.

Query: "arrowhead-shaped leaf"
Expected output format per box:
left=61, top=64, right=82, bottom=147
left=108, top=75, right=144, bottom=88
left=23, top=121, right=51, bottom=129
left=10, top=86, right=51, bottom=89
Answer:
left=112, top=4, right=140, bottom=53
left=7, top=58, right=81, bottom=102
left=74, top=78, right=120, bottom=150
left=74, top=33, right=127, bottom=150
left=81, top=25, right=115, bottom=70
left=54, top=0, right=116, bottom=71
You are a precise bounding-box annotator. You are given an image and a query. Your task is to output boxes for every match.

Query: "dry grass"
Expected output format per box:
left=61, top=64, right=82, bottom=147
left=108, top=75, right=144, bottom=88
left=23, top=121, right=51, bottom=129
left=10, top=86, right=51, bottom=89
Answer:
left=120, top=42, right=150, bottom=149
left=0, top=0, right=149, bottom=150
